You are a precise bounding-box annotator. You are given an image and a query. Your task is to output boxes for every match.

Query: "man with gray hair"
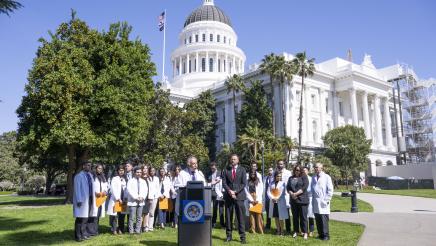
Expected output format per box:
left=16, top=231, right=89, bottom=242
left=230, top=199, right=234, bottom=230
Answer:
left=179, top=156, right=206, bottom=187
left=311, top=162, right=333, bottom=241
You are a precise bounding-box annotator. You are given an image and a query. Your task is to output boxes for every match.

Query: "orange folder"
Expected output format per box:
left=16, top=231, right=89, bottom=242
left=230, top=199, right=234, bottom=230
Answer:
left=249, top=203, right=263, bottom=214
left=113, top=201, right=127, bottom=213
left=271, top=188, right=280, bottom=199
left=96, top=194, right=107, bottom=208
left=159, top=198, right=169, bottom=210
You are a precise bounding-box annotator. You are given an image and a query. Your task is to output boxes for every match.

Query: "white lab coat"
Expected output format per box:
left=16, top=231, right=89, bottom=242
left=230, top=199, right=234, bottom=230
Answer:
left=179, top=168, right=206, bottom=187
left=267, top=181, right=289, bottom=220
left=73, top=171, right=94, bottom=218
left=126, top=177, right=148, bottom=206
left=107, top=176, right=127, bottom=216
left=311, top=172, right=333, bottom=215
left=91, top=177, right=108, bottom=217
left=159, top=176, right=171, bottom=198
left=170, top=175, right=183, bottom=199
left=279, top=169, right=292, bottom=208
left=306, top=175, right=315, bottom=218
left=245, top=181, right=263, bottom=216
left=147, top=176, right=160, bottom=199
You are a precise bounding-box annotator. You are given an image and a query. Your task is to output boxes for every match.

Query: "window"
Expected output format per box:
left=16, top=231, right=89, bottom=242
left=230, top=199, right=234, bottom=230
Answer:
left=209, top=58, right=214, bottom=72
left=229, top=38, right=231, bottom=45
left=210, top=34, right=213, bottom=42
left=195, top=35, right=199, bottom=42
left=327, top=122, right=331, bottom=131
left=202, top=34, right=206, bottom=42
left=325, top=98, right=329, bottom=113
left=339, top=102, right=344, bottom=116
left=217, top=35, right=220, bottom=42
left=222, top=108, right=225, bottom=123
left=182, top=62, right=186, bottom=74
left=189, top=36, right=192, bottom=43
left=184, top=39, right=187, bottom=45
left=311, top=94, right=316, bottom=106
left=224, top=36, right=226, bottom=43
left=312, top=120, right=318, bottom=142
left=189, top=60, right=192, bottom=73
left=218, top=59, right=221, bottom=72
left=223, top=60, right=226, bottom=72
left=202, top=58, right=206, bottom=72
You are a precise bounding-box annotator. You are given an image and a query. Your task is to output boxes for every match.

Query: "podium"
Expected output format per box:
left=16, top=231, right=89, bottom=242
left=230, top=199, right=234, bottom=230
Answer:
left=178, top=181, right=212, bottom=246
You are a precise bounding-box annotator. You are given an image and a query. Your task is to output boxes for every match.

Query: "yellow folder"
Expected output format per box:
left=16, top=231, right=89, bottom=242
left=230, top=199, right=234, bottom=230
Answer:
left=96, top=194, right=107, bottom=208
left=113, top=201, right=127, bottom=213
left=159, top=198, right=169, bottom=210
left=249, top=203, right=263, bottom=214
left=271, top=188, right=280, bottom=199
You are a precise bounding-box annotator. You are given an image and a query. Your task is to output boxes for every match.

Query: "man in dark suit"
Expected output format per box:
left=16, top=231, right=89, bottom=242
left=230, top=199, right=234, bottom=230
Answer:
left=222, top=154, right=247, bottom=244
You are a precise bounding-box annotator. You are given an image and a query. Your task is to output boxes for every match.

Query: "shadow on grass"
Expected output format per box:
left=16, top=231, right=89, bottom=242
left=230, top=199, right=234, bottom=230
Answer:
left=140, top=240, right=177, bottom=246
left=0, top=216, right=48, bottom=231
left=2, top=224, right=112, bottom=245
left=0, top=198, right=64, bottom=207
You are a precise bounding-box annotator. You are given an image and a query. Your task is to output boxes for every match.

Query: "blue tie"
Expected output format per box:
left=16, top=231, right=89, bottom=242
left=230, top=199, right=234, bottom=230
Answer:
left=191, top=171, right=196, bottom=181
left=85, top=172, right=93, bottom=196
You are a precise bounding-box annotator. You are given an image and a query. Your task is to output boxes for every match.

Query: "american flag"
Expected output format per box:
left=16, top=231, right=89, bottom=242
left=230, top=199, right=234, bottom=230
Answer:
left=158, top=11, right=165, bottom=31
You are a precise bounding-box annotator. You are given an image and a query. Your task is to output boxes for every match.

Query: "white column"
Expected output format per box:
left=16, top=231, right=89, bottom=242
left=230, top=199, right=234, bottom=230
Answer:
left=225, top=54, right=228, bottom=74
left=172, top=60, right=176, bottom=78
left=206, top=51, right=209, bottom=72
left=232, top=56, right=236, bottom=75
left=319, top=89, right=326, bottom=141
left=349, top=88, right=358, bottom=126
left=304, top=85, right=312, bottom=144
left=196, top=52, right=199, bottom=72
left=186, top=54, right=190, bottom=74
left=179, top=56, right=182, bottom=75
left=384, top=97, right=393, bottom=150
left=333, top=92, right=340, bottom=127
left=215, top=52, right=219, bottom=72
left=374, top=95, right=383, bottom=147
left=361, top=91, right=371, bottom=139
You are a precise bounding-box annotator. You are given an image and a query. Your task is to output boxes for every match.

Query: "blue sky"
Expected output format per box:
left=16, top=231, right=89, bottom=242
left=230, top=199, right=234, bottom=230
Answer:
left=1, top=0, right=435, bottom=133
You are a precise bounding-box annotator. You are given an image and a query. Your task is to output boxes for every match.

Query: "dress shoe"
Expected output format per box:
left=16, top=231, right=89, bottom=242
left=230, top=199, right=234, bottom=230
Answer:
left=225, top=237, right=232, bottom=242
left=322, top=236, right=330, bottom=241
left=75, top=238, right=84, bottom=242
left=240, top=238, right=247, bottom=244
left=83, top=236, right=90, bottom=240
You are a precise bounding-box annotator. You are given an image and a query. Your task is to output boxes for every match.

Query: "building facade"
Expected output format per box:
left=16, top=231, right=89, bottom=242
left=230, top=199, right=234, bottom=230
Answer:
left=166, top=0, right=417, bottom=175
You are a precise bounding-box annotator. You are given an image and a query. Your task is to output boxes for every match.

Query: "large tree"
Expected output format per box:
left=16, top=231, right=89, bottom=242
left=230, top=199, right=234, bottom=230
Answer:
left=225, top=74, right=245, bottom=137
left=16, top=11, right=156, bottom=203
left=323, top=125, right=372, bottom=188
left=0, top=0, right=22, bottom=16
left=0, top=131, right=21, bottom=183
left=236, top=80, right=272, bottom=135
left=259, top=53, right=279, bottom=135
left=291, top=52, right=316, bottom=163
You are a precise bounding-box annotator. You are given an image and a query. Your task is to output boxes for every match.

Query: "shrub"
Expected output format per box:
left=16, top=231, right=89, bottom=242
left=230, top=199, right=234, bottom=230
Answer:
left=25, top=175, right=46, bottom=193
left=0, top=181, right=15, bottom=191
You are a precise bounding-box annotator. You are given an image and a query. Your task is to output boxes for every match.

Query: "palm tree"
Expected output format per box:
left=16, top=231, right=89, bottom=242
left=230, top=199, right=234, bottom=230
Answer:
left=0, top=0, right=22, bottom=16
left=259, top=53, right=279, bottom=135
left=273, top=56, right=296, bottom=138
left=291, top=52, right=316, bottom=163
left=238, top=123, right=263, bottom=162
left=280, top=136, right=295, bottom=167
left=225, top=74, right=245, bottom=137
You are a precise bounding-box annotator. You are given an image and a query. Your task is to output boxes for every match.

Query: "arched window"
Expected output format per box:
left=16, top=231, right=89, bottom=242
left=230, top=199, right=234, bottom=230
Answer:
left=209, top=58, right=214, bottom=72
left=312, top=120, right=318, bottom=142
left=202, top=34, right=206, bottom=42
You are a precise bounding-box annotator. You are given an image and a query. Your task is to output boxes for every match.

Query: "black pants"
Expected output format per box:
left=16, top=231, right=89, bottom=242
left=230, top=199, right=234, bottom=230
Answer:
left=264, top=197, right=271, bottom=229
left=212, top=198, right=225, bottom=227
left=309, top=217, right=315, bottom=232
left=86, top=206, right=102, bottom=236
left=291, top=203, right=308, bottom=233
left=315, top=213, right=329, bottom=239
left=285, top=211, right=291, bottom=233
left=109, top=213, right=126, bottom=232
left=225, top=199, right=246, bottom=240
left=118, top=213, right=126, bottom=232
left=74, top=217, right=88, bottom=240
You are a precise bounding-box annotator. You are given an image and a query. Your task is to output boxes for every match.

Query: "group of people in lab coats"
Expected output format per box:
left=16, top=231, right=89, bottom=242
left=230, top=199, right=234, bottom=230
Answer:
left=72, top=157, right=333, bottom=242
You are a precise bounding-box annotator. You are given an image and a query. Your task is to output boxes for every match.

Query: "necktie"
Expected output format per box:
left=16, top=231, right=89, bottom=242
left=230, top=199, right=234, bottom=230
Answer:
left=317, top=174, right=320, bottom=181
left=161, top=181, right=164, bottom=194
left=85, top=172, right=93, bottom=198
left=191, top=171, right=196, bottom=181
left=137, top=178, right=140, bottom=205
left=232, top=168, right=236, bottom=180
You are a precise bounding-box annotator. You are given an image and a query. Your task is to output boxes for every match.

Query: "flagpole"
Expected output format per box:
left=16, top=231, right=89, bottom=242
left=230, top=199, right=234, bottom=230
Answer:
left=162, top=9, right=167, bottom=83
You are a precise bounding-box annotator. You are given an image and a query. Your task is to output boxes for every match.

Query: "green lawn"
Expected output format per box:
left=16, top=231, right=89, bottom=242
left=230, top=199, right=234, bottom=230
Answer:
left=0, top=191, right=15, bottom=195
left=360, top=189, right=436, bottom=199
left=331, top=195, right=373, bottom=212
left=0, top=196, right=364, bottom=246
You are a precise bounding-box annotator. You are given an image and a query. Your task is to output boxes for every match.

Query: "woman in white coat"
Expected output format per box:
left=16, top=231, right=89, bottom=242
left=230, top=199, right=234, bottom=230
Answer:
left=87, top=164, right=108, bottom=236
left=267, top=171, right=289, bottom=236
left=157, top=167, right=171, bottom=228
left=303, top=166, right=315, bottom=237
left=107, top=165, right=127, bottom=235
left=169, top=164, right=182, bottom=228
left=144, top=166, right=160, bottom=232
left=245, top=170, right=264, bottom=234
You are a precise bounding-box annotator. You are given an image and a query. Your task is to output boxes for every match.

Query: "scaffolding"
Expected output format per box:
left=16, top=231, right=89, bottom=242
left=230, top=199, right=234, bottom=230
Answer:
left=390, top=64, right=436, bottom=164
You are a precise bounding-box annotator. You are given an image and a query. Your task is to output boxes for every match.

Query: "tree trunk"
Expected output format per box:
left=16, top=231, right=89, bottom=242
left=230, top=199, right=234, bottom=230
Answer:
left=254, top=142, right=257, bottom=162
left=65, top=145, right=76, bottom=204
left=45, top=169, right=54, bottom=196
left=233, top=91, right=238, bottom=138
left=297, top=68, right=305, bottom=164
left=281, top=80, right=287, bottom=138
left=270, top=77, right=276, bottom=135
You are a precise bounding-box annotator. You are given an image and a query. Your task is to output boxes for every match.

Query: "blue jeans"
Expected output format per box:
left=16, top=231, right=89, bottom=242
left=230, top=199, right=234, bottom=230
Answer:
left=158, top=209, right=167, bottom=225
left=128, top=205, right=143, bottom=233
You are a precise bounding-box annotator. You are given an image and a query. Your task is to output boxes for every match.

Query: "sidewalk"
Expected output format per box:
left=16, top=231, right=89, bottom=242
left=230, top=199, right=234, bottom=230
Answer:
left=332, top=193, right=436, bottom=246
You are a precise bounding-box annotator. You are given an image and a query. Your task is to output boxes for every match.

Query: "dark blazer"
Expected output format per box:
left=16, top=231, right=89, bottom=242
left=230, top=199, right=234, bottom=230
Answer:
left=286, top=174, right=309, bottom=205
left=222, top=165, right=247, bottom=201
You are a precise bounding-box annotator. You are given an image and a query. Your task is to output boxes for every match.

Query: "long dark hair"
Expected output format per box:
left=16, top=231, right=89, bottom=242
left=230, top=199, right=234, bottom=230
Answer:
left=93, top=163, right=107, bottom=183
left=248, top=170, right=259, bottom=186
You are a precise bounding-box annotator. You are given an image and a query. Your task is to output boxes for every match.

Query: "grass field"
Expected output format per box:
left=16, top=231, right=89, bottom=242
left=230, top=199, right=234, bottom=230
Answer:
left=0, top=191, right=15, bottom=195
left=0, top=195, right=365, bottom=246
left=336, top=185, right=436, bottom=199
